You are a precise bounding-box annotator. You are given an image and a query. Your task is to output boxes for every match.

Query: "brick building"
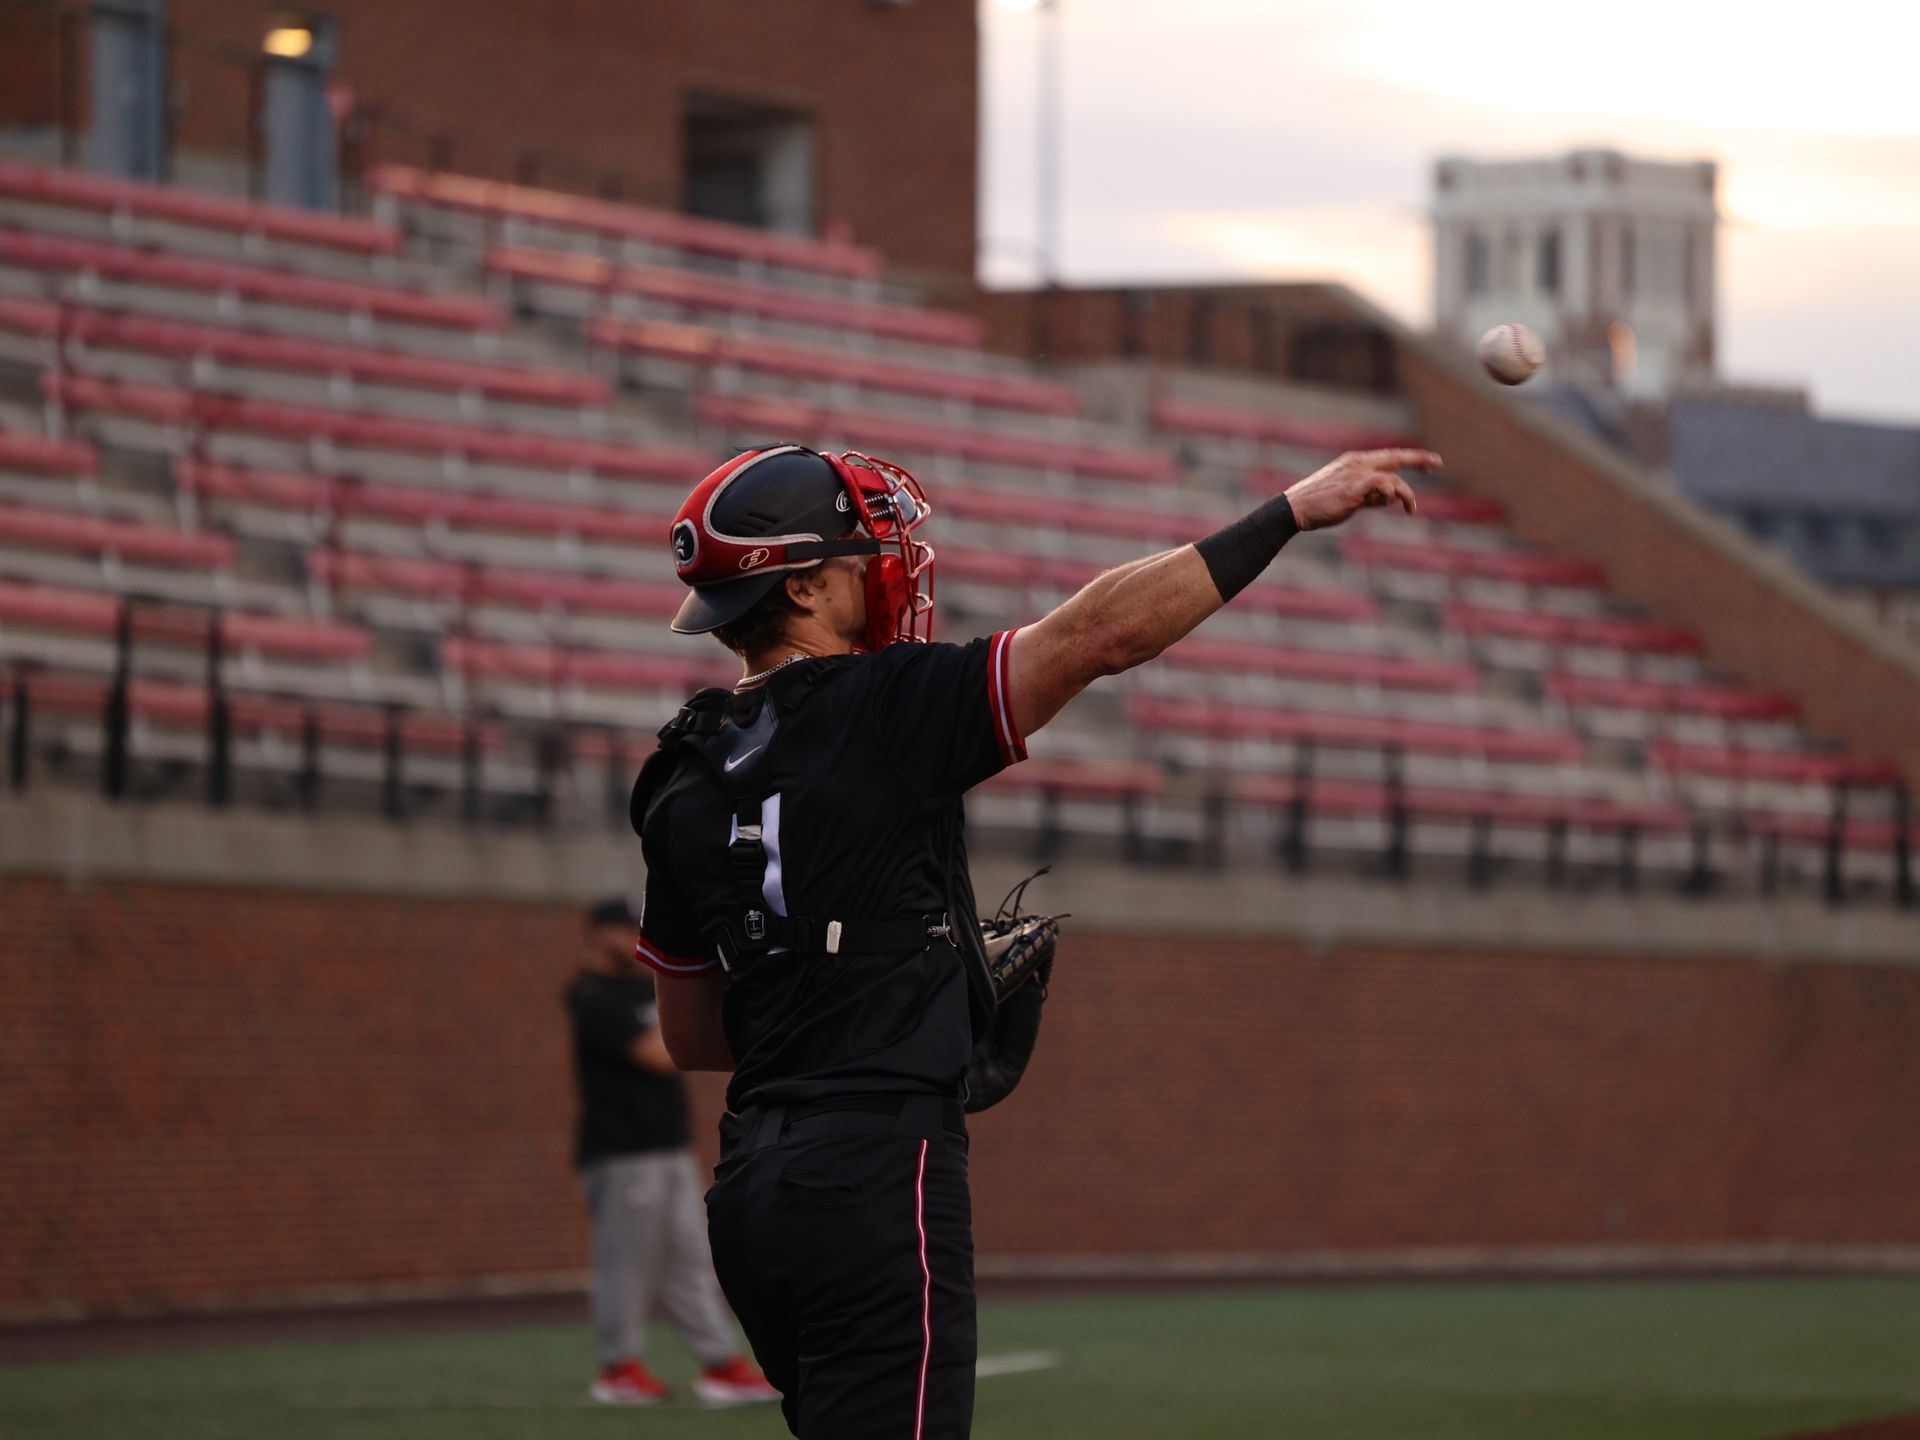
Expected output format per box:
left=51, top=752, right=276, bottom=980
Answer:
left=0, top=0, right=979, bottom=278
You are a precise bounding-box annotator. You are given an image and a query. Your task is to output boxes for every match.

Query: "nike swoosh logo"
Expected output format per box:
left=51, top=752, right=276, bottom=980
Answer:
left=724, top=746, right=764, bottom=773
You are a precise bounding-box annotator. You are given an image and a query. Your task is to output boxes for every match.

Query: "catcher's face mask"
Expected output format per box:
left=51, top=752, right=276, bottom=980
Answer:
left=823, top=450, right=936, bottom=651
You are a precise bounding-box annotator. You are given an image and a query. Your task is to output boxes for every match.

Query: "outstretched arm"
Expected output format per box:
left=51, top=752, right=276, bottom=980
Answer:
left=1005, top=449, right=1440, bottom=737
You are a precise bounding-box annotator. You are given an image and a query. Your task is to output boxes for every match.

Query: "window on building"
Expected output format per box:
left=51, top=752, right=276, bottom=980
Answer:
left=1802, top=514, right=1837, bottom=552
left=1537, top=226, right=1561, bottom=296
left=1467, top=230, right=1489, bottom=296
left=1620, top=224, right=1635, bottom=300
left=1744, top=509, right=1778, bottom=542
left=682, top=93, right=815, bottom=234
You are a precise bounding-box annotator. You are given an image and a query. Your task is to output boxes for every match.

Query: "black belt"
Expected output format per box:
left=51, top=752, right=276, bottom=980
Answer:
left=750, top=911, right=952, bottom=956
left=727, top=1093, right=966, bottom=1153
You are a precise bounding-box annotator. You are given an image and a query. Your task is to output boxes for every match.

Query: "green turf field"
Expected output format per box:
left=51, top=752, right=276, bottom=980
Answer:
left=3, top=1277, right=1918, bottom=1439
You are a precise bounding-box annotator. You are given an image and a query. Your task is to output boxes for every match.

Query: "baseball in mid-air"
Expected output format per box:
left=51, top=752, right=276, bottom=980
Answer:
left=1477, top=323, right=1545, bottom=385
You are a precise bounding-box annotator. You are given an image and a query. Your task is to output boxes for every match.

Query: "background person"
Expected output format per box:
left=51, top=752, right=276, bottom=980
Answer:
left=565, top=896, right=778, bottom=1407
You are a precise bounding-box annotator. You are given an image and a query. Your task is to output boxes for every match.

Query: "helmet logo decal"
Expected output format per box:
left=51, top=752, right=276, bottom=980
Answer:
left=835, top=491, right=851, bottom=513
left=739, top=547, right=771, bottom=570
left=671, top=520, right=699, bottom=570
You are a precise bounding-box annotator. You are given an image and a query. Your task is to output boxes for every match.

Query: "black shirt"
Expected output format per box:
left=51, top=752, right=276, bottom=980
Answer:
left=564, top=969, right=692, bottom=1165
left=635, top=631, right=1026, bottom=1113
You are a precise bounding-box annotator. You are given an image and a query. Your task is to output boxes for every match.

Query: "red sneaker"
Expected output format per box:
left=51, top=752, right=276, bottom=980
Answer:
left=589, top=1360, right=670, bottom=1405
left=693, top=1355, right=781, bottom=1406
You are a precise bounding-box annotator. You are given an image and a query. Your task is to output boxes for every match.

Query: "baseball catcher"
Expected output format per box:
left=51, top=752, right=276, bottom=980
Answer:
left=631, top=441, right=1434, bottom=1438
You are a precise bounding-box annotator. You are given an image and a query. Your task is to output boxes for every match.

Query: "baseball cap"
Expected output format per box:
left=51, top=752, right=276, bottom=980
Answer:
left=668, top=446, right=855, bottom=635
left=584, top=895, right=636, bottom=930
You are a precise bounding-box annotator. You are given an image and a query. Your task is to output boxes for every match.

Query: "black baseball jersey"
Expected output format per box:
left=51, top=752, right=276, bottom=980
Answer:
left=563, top=969, right=692, bottom=1165
left=634, top=630, right=1026, bottom=1113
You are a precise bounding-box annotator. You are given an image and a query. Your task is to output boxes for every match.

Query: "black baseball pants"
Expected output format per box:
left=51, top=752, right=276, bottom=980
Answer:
left=706, top=1095, right=976, bottom=1439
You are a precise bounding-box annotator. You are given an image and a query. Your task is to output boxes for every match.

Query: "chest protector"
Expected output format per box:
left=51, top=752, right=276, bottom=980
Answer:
left=630, top=670, right=998, bottom=1035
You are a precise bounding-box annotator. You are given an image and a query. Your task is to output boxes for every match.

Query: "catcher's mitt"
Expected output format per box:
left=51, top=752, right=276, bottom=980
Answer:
left=964, top=870, right=1063, bottom=1114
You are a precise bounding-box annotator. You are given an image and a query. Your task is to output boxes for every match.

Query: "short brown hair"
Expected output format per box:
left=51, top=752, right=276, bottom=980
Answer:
left=712, top=576, right=804, bottom=657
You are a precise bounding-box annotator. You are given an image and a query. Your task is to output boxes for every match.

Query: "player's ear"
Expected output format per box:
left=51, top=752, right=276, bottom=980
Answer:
left=783, top=567, right=821, bottom=613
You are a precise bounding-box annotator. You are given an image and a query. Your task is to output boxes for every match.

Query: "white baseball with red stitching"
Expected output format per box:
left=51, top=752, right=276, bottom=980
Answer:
left=1477, top=323, right=1545, bottom=385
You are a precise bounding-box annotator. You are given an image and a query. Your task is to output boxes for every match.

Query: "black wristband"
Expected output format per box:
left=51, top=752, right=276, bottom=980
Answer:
left=1193, top=493, right=1300, bottom=602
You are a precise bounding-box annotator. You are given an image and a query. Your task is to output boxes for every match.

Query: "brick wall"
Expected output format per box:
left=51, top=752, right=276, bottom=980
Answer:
left=5, top=877, right=1918, bottom=1320
left=975, top=284, right=1397, bottom=391
left=0, top=4, right=65, bottom=138
left=0, top=0, right=978, bottom=279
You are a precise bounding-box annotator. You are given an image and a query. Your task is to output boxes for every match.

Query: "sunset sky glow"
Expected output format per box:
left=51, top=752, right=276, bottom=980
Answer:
left=980, top=0, right=1920, bottom=422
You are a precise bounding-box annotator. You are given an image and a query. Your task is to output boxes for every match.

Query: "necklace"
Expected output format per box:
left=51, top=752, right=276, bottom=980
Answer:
left=734, top=653, right=809, bottom=690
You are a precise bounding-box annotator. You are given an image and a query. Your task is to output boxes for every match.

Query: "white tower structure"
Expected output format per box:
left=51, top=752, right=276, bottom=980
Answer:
left=1432, top=149, right=1718, bottom=398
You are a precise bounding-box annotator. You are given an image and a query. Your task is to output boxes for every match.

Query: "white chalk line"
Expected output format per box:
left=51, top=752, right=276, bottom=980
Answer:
left=976, top=1349, right=1062, bottom=1378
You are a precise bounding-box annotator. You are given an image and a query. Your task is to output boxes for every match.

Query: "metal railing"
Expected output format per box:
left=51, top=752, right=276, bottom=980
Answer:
left=13, top=618, right=1908, bottom=911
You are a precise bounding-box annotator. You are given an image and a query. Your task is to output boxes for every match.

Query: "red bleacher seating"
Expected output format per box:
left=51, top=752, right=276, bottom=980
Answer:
left=939, top=545, right=1094, bottom=590
left=0, top=297, right=608, bottom=405
left=176, top=460, right=669, bottom=545
left=1386, top=490, right=1504, bottom=525
left=440, top=637, right=727, bottom=694
left=0, top=578, right=371, bottom=661
left=0, top=501, right=230, bottom=568
left=1131, top=694, right=1585, bottom=764
left=937, top=486, right=1200, bottom=543
left=697, top=392, right=1176, bottom=484
left=22, top=670, right=505, bottom=754
left=1244, top=469, right=1506, bottom=526
left=490, top=245, right=980, bottom=348
left=591, top=315, right=1076, bottom=416
left=1232, top=772, right=1692, bottom=834
left=1446, top=603, right=1699, bottom=655
left=373, top=164, right=880, bottom=280
left=1547, top=673, right=1797, bottom=722
left=46, top=372, right=709, bottom=484
left=6, top=157, right=1901, bottom=873
left=1153, top=397, right=1415, bottom=453
left=1647, top=739, right=1898, bottom=787
left=1205, top=583, right=1378, bottom=623
left=308, top=549, right=681, bottom=620
left=1343, top=534, right=1605, bottom=589
left=937, top=545, right=1371, bottom=621
left=0, top=157, right=400, bottom=257
left=1751, top=809, right=1920, bottom=854
left=0, top=427, right=97, bottom=477
left=0, top=229, right=500, bottom=331
left=983, top=756, right=1166, bottom=802
left=1164, top=636, right=1480, bottom=693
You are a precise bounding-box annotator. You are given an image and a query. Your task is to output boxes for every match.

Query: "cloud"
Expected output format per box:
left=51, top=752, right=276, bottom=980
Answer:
left=979, top=0, right=1920, bottom=420
left=1158, top=204, right=1429, bottom=319
left=1314, top=1, right=1920, bottom=140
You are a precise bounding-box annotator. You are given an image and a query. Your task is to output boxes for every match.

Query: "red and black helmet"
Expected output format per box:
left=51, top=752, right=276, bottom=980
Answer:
left=669, top=444, right=935, bottom=649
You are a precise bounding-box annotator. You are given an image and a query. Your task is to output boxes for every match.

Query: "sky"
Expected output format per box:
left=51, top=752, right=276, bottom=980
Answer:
left=978, top=0, right=1920, bottom=425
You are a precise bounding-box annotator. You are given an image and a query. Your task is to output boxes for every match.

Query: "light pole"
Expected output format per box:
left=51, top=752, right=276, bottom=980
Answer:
left=997, top=0, right=1062, bottom=289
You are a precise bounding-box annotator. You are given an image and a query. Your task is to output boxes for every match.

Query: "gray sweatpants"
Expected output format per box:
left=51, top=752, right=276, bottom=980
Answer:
left=582, top=1149, right=739, bottom=1370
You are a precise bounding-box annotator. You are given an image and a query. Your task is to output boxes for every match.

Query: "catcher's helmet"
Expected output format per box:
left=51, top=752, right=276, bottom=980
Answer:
left=669, top=444, right=935, bottom=648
